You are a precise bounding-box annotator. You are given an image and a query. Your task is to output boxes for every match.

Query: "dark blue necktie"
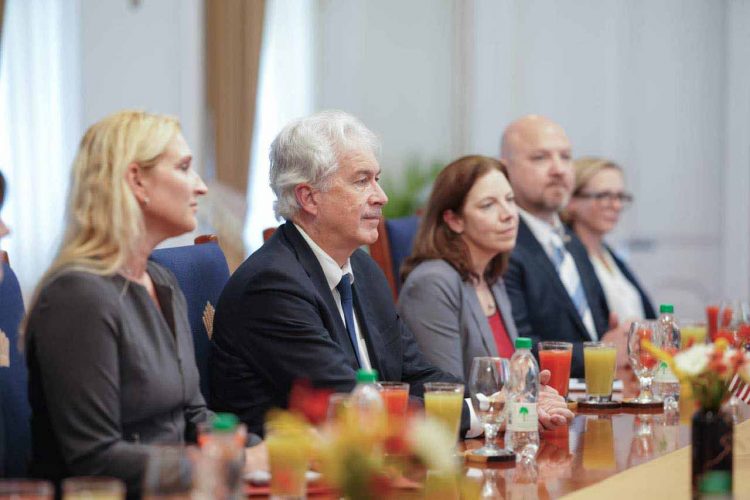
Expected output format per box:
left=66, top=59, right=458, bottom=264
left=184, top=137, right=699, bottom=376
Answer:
left=336, top=274, right=362, bottom=367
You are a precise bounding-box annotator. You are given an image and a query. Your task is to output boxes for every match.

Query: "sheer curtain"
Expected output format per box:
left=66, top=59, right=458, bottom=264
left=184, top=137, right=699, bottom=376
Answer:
left=243, top=0, right=314, bottom=252
left=0, top=0, right=81, bottom=297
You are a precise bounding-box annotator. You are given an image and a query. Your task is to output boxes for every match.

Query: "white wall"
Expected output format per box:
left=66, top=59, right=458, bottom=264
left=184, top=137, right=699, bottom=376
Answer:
left=79, top=0, right=206, bottom=246
left=80, top=0, right=205, bottom=182
left=315, top=0, right=459, bottom=172
left=315, top=0, right=750, bottom=318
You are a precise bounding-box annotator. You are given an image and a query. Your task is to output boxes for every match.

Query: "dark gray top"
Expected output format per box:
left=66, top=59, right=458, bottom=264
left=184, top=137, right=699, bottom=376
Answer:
left=26, top=261, right=209, bottom=496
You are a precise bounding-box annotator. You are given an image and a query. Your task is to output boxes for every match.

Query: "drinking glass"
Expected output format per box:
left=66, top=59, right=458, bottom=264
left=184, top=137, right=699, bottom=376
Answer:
left=266, top=420, right=309, bottom=500
left=627, top=320, right=660, bottom=403
left=538, top=341, right=573, bottom=399
left=325, top=393, right=351, bottom=426
left=63, top=477, right=125, bottom=500
left=0, top=480, right=53, bottom=500
left=583, top=341, right=617, bottom=403
left=680, top=320, right=708, bottom=347
left=468, top=357, right=512, bottom=458
left=423, top=382, right=464, bottom=438
left=377, top=381, right=409, bottom=438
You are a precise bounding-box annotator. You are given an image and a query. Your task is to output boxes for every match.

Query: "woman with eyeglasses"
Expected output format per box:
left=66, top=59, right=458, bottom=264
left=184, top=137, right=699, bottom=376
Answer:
left=564, top=157, right=656, bottom=321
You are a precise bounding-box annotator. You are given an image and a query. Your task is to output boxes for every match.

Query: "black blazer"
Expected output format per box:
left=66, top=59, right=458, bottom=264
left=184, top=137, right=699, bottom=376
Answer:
left=604, top=244, right=657, bottom=320
left=504, top=219, right=610, bottom=377
left=210, top=222, right=468, bottom=436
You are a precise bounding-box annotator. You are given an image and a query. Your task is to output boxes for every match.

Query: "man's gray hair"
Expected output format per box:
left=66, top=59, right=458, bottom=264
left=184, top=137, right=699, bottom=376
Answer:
left=269, top=110, right=380, bottom=220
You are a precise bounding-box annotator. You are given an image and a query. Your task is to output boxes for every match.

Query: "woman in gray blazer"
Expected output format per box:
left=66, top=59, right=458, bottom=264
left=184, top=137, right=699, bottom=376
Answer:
left=399, top=156, right=520, bottom=382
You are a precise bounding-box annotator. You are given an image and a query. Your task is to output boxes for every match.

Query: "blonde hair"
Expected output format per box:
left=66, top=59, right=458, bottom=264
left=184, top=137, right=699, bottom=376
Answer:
left=561, top=156, right=622, bottom=224
left=32, top=109, right=180, bottom=296
left=572, top=157, right=622, bottom=195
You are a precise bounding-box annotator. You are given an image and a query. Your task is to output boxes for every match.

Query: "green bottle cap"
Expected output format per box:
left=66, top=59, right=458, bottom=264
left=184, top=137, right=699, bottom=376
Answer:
left=211, top=413, right=239, bottom=432
left=698, top=470, right=732, bottom=493
left=356, top=369, right=379, bottom=383
left=515, top=337, right=532, bottom=349
left=660, top=304, right=674, bottom=313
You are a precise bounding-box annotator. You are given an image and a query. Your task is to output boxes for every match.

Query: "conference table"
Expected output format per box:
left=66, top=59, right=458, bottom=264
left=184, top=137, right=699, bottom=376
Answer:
left=247, top=402, right=750, bottom=499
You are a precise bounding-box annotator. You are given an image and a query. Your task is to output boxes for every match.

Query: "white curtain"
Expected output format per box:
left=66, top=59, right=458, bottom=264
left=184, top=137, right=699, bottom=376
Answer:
left=243, top=0, right=314, bottom=252
left=0, top=0, right=81, bottom=297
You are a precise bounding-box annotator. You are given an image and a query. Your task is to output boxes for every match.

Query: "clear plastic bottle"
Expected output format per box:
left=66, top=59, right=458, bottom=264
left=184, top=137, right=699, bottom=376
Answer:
left=507, top=337, right=540, bottom=459
left=653, top=304, right=681, bottom=411
left=200, top=413, right=244, bottom=500
left=350, top=369, right=384, bottom=431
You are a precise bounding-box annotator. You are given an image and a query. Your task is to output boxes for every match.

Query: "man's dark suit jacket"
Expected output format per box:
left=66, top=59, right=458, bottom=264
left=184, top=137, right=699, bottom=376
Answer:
left=210, top=221, right=467, bottom=436
left=504, top=219, right=610, bottom=377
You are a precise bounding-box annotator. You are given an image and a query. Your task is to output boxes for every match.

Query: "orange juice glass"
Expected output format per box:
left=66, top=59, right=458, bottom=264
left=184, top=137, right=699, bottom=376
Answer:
left=424, top=382, right=464, bottom=438
left=583, top=341, right=617, bottom=402
left=538, top=341, right=572, bottom=398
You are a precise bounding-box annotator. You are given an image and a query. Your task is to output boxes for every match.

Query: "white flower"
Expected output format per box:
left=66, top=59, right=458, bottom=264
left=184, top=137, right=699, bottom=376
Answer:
left=407, top=417, right=458, bottom=473
left=673, top=344, right=711, bottom=377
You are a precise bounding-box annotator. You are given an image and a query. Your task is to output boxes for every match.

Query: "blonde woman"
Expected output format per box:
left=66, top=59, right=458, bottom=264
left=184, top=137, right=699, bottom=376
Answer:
left=565, top=157, right=655, bottom=321
left=24, top=111, right=262, bottom=496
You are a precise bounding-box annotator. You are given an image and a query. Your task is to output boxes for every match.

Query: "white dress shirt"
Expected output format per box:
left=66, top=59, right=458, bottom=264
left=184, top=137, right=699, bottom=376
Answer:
left=590, top=249, right=645, bottom=322
left=294, top=224, right=373, bottom=369
left=518, top=209, right=598, bottom=340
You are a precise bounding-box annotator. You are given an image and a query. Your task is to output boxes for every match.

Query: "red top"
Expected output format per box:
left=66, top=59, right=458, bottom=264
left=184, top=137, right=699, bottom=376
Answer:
left=487, top=309, right=514, bottom=358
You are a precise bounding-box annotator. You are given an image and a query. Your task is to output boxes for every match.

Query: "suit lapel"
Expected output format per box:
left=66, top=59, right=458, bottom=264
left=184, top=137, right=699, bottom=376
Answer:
left=463, top=280, right=498, bottom=357
left=516, top=220, right=589, bottom=337
left=281, top=222, right=360, bottom=367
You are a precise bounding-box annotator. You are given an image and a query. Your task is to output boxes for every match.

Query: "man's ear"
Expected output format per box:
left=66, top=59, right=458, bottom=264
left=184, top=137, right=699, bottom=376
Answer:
left=295, top=184, right=318, bottom=216
left=442, top=209, right=464, bottom=234
left=124, top=162, right=148, bottom=204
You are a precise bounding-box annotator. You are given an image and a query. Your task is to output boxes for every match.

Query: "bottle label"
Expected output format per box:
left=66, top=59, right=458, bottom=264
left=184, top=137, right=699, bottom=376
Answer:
left=654, top=361, right=679, bottom=383
left=509, top=402, right=538, bottom=431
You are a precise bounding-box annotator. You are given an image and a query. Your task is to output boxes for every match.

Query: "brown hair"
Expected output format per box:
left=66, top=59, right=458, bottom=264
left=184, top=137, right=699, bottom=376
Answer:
left=401, top=155, right=511, bottom=285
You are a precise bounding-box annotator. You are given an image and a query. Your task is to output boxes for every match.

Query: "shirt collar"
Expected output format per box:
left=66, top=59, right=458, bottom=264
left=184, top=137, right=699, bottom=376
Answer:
left=518, top=208, right=567, bottom=254
left=294, top=223, right=354, bottom=291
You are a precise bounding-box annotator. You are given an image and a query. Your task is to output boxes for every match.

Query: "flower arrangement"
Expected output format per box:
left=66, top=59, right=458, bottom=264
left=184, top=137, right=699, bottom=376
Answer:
left=644, top=338, right=750, bottom=411
left=268, top=380, right=469, bottom=500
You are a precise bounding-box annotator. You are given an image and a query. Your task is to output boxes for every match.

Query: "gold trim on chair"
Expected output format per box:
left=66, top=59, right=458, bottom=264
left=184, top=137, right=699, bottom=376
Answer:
left=202, top=302, right=216, bottom=340
left=0, top=329, right=9, bottom=367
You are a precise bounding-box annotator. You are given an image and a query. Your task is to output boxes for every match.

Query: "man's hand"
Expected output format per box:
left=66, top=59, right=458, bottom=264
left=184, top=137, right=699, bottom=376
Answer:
left=244, top=442, right=268, bottom=472
left=538, top=369, right=574, bottom=429
left=601, top=312, right=633, bottom=370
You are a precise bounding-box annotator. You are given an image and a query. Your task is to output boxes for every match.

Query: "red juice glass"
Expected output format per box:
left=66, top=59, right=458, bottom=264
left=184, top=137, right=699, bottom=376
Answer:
left=538, top=341, right=573, bottom=399
left=377, top=381, right=409, bottom=437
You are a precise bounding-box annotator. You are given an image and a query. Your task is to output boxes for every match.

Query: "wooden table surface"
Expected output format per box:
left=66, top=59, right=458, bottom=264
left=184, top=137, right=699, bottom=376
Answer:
left=248, top=402, right=750, bottom=498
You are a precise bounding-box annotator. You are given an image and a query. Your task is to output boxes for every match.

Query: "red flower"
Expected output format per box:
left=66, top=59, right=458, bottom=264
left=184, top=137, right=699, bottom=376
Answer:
left=288, top=379, right=334, bottom=425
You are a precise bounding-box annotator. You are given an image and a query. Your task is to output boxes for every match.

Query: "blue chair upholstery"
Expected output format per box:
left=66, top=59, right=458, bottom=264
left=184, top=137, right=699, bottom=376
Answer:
left=0, top=262, right=30, bottom=477
left=150, top=240, right=230, bottom=401
left=384, top=215, right=420, bottom=291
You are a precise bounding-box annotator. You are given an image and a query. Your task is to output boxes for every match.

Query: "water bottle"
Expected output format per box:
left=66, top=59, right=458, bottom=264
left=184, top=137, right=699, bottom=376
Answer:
left=507, top=337, right=540, bottom=459
left=653, top=304, right=681, bottom=411
left=350, top=369, right=384, bottom=432
left=200, top=413, right=244, bottom=500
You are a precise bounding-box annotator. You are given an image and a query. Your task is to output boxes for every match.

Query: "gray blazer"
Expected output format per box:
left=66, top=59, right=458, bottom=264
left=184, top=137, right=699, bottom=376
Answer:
left=398, top=260, right=519, bottom=382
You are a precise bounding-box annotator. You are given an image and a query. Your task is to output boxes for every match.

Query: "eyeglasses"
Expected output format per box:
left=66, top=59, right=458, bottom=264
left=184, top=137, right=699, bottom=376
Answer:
left=574, top=191, right=634, bottom=205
